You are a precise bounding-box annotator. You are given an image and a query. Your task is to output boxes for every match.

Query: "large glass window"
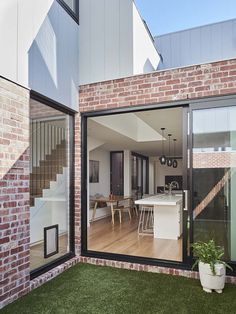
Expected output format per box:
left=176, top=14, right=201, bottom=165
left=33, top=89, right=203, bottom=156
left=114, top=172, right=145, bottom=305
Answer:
left=58, top=0, right=79, bottom=21
left=63, top=0, right=76, bottom=12
left=86, top=107, right=184, bottom=262
left=30, top=98, right=73, bottom=272
left=192, top=105, right=236, bottom=261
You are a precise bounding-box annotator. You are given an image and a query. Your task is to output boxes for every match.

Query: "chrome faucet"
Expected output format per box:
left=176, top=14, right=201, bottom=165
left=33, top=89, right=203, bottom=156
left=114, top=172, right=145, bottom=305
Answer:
left=166, top=181, right=179, bottom=195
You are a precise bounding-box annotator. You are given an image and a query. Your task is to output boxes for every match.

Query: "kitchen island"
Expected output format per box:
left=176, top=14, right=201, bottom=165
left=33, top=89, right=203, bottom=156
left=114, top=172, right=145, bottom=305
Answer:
left=135, top=194, right=183, bottom=240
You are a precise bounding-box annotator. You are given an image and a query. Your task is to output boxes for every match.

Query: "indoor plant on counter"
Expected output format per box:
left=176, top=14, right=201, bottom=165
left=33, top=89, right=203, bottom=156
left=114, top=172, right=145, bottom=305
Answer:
left=192, top=239, right=232, bottom=293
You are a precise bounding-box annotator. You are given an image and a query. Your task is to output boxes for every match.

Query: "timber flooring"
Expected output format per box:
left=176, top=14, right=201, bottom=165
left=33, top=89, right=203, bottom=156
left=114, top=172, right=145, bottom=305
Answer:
left=30, top=234, right=68, bottom=270
left=88, top=216, right=182, bottom=262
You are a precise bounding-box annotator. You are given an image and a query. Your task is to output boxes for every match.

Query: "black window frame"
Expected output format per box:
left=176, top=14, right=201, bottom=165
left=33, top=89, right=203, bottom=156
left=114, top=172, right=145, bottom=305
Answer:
left=81, top=104, right=190, bottom=271
left=81, top=94, right=236, bottom=276
left=30, top=90, right=76, bottom=279
left=57, top=0, right=79, bottom=24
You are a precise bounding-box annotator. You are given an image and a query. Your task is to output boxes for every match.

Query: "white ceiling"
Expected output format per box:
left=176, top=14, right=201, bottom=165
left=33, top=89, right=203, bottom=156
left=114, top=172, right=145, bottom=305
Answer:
left=88, top=107, right=183, bottom=157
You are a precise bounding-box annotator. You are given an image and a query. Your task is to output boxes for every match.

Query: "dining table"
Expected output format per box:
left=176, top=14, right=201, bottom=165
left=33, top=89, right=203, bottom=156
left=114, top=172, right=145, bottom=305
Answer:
left=90, top=196, right=132, bottom=224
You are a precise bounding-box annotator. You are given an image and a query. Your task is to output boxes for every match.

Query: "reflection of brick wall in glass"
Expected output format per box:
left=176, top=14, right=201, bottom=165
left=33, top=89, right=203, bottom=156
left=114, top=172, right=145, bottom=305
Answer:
left=193, top=152, right=236, bottom=168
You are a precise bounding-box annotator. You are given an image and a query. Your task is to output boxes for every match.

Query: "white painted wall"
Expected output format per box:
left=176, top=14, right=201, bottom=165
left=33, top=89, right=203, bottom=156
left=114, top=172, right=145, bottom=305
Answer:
left=79, top=0, right=160, bottom=85
left=88, top=148, right=111, bottom=222
left=89, top=148, right=110, bottom=197
left=0, top=0, right=79, bottom=110
left=149, top=159, right=155, bottom=194
left=124, top=150, right=131, bottom=196
left=132, top=2, right=160, bottom=74
left=155, top=158, right=183, bottom=190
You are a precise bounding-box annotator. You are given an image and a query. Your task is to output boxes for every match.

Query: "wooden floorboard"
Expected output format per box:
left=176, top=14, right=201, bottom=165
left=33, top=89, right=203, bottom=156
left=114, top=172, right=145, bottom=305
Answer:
left=30, top=234, right=68, bottom=270
left=88, top=215, right=182, bottom=262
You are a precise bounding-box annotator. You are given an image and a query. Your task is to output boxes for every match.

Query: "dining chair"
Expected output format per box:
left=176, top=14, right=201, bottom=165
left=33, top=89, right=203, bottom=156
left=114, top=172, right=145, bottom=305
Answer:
left=114, top=198, right=132, bottom=224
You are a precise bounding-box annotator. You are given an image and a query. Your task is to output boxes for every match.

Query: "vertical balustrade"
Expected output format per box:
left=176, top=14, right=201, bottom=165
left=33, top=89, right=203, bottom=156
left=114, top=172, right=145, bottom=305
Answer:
left=30, top=120, right=66, bottom=207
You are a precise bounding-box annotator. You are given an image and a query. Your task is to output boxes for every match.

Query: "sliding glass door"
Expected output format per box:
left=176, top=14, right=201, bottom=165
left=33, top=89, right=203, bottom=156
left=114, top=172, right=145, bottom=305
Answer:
left=191, top=100, right=236, bottom=263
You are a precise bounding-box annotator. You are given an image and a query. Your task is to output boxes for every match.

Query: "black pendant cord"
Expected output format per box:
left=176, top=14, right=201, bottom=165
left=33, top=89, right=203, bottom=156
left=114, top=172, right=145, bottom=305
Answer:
left=159, top=128, right=167, bottom=165
left=167, top=134, right=173, bottom=167
left=162, top=132, right=164, bottom=153
left=173, top=139, right=178, bottom=168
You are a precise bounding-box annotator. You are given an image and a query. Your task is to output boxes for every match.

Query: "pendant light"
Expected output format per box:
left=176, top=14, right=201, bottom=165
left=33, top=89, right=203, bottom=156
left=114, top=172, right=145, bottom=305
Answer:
left=167, top=134, right=173, bottom=167
left=159, top=128, right=166, bottom=165
left=172, top=139, right=178, bottom=168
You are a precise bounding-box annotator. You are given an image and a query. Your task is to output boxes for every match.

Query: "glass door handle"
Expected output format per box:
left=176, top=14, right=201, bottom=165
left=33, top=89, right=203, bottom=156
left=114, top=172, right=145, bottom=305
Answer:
left=183, top=190, right=188, bottom=211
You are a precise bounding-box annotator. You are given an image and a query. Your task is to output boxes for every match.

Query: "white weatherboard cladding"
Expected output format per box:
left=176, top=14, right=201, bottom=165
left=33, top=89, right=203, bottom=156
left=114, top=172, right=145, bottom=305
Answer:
left=155, top=19, right=236, bottom=70
left=132, top=2, right=160, bottom=74
left=79, top=0, right=133, bottom=85
left=79, top=0, right=159, bottom=85
left=0, top=0, right=79, bottom=111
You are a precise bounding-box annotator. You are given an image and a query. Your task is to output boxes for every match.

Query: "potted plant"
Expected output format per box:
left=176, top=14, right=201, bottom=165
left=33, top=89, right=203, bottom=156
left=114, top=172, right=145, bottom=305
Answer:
left=192, top=239, right=232, bottom=293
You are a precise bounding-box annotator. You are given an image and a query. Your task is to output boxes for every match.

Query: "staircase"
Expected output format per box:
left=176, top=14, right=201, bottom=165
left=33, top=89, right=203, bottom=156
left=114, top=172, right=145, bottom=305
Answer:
left=30, top=140, right=67, bottom=206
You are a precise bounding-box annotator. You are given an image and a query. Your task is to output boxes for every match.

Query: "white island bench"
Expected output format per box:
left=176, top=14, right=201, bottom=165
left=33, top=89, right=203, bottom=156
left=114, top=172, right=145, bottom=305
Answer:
left=135, top=194, right=183, bottom=240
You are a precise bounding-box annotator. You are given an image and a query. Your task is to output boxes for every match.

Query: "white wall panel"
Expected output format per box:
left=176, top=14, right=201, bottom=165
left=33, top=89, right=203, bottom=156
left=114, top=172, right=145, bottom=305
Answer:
left=155, top=19, right=236, bottom=70
left=190, top=28, right=201, bottom=65
left=119, top=0, right=133, bottom=78
left=104, top=0, right=120, bottom=79
left=0, top=0, right=79, bottom=110
left=79, top=0, right=133, bottom=85
left=78, top=0, right=91, bottom=84
left=133, top=3, right=160, bottom=74
left=90, top=0, right=106, bottom=82
left=79, top=0, right=158, bottom=85
left=0, top=0, right=18, bottom=81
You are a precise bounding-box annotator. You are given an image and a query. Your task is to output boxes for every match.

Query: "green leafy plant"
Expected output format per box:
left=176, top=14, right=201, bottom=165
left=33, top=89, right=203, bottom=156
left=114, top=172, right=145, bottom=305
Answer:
left=192, top=239, right=232, bottom=275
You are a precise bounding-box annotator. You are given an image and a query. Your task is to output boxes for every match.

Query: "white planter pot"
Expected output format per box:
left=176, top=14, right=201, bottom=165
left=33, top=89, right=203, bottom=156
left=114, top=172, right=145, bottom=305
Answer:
left=198, top=261, right=226, bottom=293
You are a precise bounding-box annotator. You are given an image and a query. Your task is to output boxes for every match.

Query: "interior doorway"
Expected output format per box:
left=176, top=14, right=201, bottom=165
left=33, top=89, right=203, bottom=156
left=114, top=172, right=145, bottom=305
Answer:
left=110, top=151, right=124, bottom=196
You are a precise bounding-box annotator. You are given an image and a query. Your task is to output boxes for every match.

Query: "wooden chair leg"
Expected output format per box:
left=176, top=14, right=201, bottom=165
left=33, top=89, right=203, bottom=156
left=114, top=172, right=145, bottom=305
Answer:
left=111, top=204, right=115, bottom=225
left=92, top=202, right=98, bottom=221
left=128, top=208, right=131, bottom=220
left=119, top=210, right=122, bottom=224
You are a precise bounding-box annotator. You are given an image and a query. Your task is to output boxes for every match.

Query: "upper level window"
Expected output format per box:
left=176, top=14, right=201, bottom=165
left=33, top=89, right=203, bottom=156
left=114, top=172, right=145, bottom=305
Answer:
left=63, top=0, right=76, bottom=12
left=57, top=0, right=79, bottom=24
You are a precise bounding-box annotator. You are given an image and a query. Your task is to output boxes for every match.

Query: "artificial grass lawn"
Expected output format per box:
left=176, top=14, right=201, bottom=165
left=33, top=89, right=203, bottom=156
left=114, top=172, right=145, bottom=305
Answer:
left=2, top=263, right=236, bottom=314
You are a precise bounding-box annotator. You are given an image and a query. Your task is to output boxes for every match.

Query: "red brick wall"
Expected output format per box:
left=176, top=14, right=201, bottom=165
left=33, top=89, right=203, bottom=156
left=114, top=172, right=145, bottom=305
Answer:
left=0, top=78, right=30, bottom=309
left=79, top=59, right=236, bottom=112
left=2, top=59, right=236, bottom=308
left=77, top=59, right=236, bottom=280
left=74, top=115, right=81, bottom=255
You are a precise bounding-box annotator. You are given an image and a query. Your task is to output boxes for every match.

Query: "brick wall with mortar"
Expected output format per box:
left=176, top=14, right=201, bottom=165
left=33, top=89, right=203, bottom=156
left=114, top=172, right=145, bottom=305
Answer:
left=79, top=59, right=236, bottom=112
left=2, top=59, right=236, bottom=309
left=77, top=59, right=236, bottom=283
left=0, top=77, right=30, bottom=309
